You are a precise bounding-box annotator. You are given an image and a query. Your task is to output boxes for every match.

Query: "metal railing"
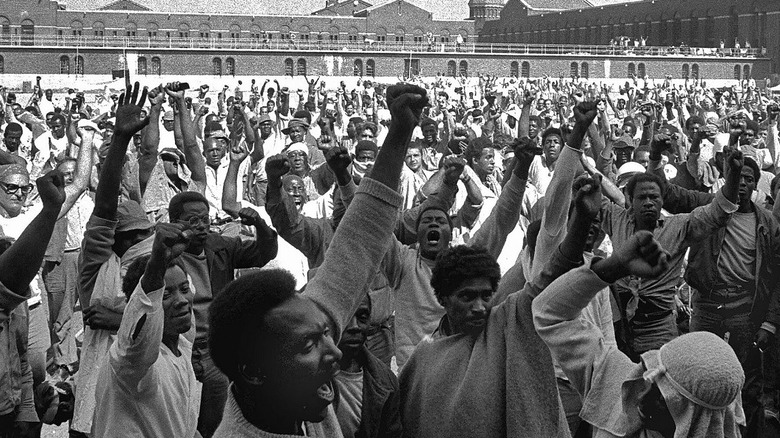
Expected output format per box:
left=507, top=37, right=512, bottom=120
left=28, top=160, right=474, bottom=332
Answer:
left=0, top=34, right=764, bottom=58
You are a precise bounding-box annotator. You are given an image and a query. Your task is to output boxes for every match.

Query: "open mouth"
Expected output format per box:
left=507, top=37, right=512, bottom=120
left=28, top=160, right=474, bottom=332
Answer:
left=316, top=381, right=335, bottom=404
left=426, top=229, right=441, bottom=246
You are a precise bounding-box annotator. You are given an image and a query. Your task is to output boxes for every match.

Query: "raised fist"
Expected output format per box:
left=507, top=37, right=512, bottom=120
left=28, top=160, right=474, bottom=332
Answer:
left=37, top=170, right=66, bottom=210
left=265, top=154, right=291, bottom=181
left=386, top=84, right=427, bottom=130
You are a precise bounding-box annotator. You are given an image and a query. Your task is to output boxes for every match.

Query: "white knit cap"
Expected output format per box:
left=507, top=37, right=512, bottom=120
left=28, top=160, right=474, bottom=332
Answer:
left=285, top=142, right=308, bottom=156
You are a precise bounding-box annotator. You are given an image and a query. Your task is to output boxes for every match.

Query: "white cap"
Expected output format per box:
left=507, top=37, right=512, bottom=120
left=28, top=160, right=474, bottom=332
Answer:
left=664, top=164, right=678, bottom=180
left=616, top=161, right=646, bottom=188
left=712, top=133, right=731, bottom=154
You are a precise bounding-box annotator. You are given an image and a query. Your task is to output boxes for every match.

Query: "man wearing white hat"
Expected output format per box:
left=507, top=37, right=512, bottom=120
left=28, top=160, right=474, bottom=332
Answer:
left=498, top=104, right=521, bottom=139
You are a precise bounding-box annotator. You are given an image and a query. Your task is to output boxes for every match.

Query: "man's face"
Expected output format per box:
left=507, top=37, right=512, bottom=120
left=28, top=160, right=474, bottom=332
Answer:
left=536, top=100, right=545, bottom=111
left=288, top=151, right=308, bottom=174
left=11, top=104, right=22, bottom=117
left=50, top=118, right=65, bottom=139
left=162, top=265, right=193, bottom=339
left=355, top=150, right=376, bottom=164
left=617, top=99, right=626, bottom=110
left=177, top=201, right=210, bottom=244
left=345, top=104, right=355, bottom=116
left=472, top=147, right=495, bottom=177
left=256, top=296, right=342, bottom=422
left=57, top=161, right=77, bottom=186
left=4, top=132, right=21, bottom=152
left=422, top=125, right=437, bottom=144
left=686, top=122, right=701, bottom=141
left=359, top=128, right=374, bottom=142
left=405, top=148, right=422, bottom=172
left=738, top=166, right=756, bottom=205
left=45, top=90, right=53, bottom=100
left=0, top=173, right=31, bottom=217
left=528, top=120, right=540, bottom=139
left=631, top=181, right=663, bottom=224
left=544, top=99, right=553, bottom=110
left=283, top=175, right=307, bottom=210
left=288, top=126, right=306, bottom=143
left=729, top=114, right=747, bottom=131
left=543, top=135, right=562, bottom=163
left=161, top=155, right=180, bottom=179
left=622, top=124, right=636, bottom=138
left=259, top=122, right=273, bottom=138
left=337, top=295, right=370, bottom=357
left=439, top=277, right=493, bottom=336
left=436, top=94, right=447, bottom=108
left=634, top=151, right=650, bottom=169
left=46, top=113, right=54, bottom=128
left=615, top=147, right=632, bottom=168
left=266, top=101, right=275, bottom=112
left=558, top=96, right=569, bottom=108
left=133, top=134, right=144, bottom=154
left=162, top=119, right=175, bottom=132
left=203, top=138, right=226, bottom=168
left=740, top=129, right=756, bottom=146
left=346, top=122, right=357, bottom=139
left=417, top=209, right=452, bottom=260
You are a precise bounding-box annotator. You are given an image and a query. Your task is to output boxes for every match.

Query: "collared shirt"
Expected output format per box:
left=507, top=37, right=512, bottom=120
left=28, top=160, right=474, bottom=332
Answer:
left=601, top=191, right=737, bottom=311
left=65, top=192, right=94, bottom=250
left=527, top=155, right=555, bottom=196
left=204, top=156, right=250, bottom=220
left=93, top=283, right=199, bottom=438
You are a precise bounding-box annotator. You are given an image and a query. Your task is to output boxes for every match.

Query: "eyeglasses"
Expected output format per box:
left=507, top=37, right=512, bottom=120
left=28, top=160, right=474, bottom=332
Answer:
left=179, top=216, right=211, bottom=227
left=0, top=182, right=33, bottom=196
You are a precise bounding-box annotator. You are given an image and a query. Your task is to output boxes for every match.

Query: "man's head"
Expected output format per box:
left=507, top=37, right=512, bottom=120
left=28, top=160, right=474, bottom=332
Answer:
left=284, top=119, right=309, bottom=143
left=346, top=116, right=363, bottom=140
left=44, top=89, right=53, bottom=101
left=626, top=173, right=665, bottom=226
left=738, top=157, right=760, bottom=206
left=257, top=115, right=274, bottom=138
left=633, top=145, right=651, bottom=169
left=465, top=137, right=495, bottom=179
left=0, top=164, right=31, bottom=217
left=613, top=139, right=635, bottom=169
left=416, top=206, right=452, bottom=260
left=286, top=143, right=309, bottom=175
left=113, top=201, right=155, bottom=257
left=528, top=116, right=542, bottom=139
left=405, top=145, right=422, bottom=172
left=202, top=137, right=226, bottom=169
left=739, top=120, right=760, bottom=146
left=123, top=255, right=193, bottom=339
left=162, top=111, right=175, bottom=132
left=160, top=148, right=185, bottom=180
left=56, top=158, right=78, bottom=186
left=50, top=114, right=66, bottom=139
left=210, top=270, right=341, bottom=423
left=337, top=294, right=371, bottom=358
left=685, top=116, right=704, bottom=140
left=353, top=140, right=377, bottom=176
left=420, top=119, right=438, bottom=144
left=430, top=246, right=501, bottom=336
left=282, top=174, right=307, bottom=210
left=542, top=128, right=563, bottom=164
left=358, top=122, right=377, bottom=142
left=3, top=123, right=23, bottom=153
left=169, top=191, right=210, bottom=246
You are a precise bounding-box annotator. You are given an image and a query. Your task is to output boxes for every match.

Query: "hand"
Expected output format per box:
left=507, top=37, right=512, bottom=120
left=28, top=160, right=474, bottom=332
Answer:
left=229, top=143, right=249, bottom=163
left=523, top=91, right=535, bottom=107
left=148, top=85, right=166, bottom=106
left=325, top=145, right=351, bottom=175
left=725, top=148, right=744, bottom=178
left=651, top=134, right=673, bottom=154
left=82, top=303, right=122, bottom=330
left=238, top=207, right=265, bottom=227
left=265, top=154, right=290, bottom=181
left=611, top=231, right=670, bottom=279
left=386, top=84, right=427, bottom=130
left=164, top=82, right=185, bottom=100
left=153, top=222, right=189, bottom=261
left=442, top=155, right=466, bottom=185
left=114, top=82, right=149, bottom=139
left=674, top=294, right=692, bottom=318
left=37, top=170, right=66, bottom=211
left=197, top=106, right=209, bottom=116
left=755, top=328, right=773, bottom=351
left=573, top=174, right=602, bottom=219
left=513, top=136, right=542, bottom=175
left=573, top=101, right=598, bottom=126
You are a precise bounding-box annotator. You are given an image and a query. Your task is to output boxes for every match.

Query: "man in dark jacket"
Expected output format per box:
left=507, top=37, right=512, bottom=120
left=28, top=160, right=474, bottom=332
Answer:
left=651, top=147, right=780, bottom=437
left=167, top=190, right=278, bottom=438
left=334, top=293, right=402, bottom=438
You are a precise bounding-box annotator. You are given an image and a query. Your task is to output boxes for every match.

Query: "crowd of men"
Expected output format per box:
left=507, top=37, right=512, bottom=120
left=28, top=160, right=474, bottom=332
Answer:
left=0, top=67, right=778, bottom=438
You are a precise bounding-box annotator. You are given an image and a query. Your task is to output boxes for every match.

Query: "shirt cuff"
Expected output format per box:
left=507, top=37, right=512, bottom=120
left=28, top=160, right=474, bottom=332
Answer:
left=714, top=189, right=739, bottom=214
left=761, top=322, right=776, bottom=335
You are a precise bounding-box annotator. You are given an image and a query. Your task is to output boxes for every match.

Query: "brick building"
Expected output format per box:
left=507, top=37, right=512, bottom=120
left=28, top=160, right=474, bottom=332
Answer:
left=0, top=0, right=774, bottom=87
left=480, top=0, right=780, bottom=74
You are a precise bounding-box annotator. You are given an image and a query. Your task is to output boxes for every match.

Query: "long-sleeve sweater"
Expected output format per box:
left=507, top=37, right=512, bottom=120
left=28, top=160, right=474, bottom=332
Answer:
left=398, top=246, right=578, bottom=438
left=533, top=264, right=654, bottom=437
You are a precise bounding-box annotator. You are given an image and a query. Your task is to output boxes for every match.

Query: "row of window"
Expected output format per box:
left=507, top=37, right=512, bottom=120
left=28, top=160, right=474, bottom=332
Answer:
left=59, top=55, right=85, bottom=75
left=137, top=56, right=162, bottom=75
left=734, top=64, right=752, bottom=80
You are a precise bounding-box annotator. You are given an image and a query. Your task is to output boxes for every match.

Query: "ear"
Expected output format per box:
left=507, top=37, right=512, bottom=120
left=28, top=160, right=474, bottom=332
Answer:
left=238, top=363, right=265, bottom=388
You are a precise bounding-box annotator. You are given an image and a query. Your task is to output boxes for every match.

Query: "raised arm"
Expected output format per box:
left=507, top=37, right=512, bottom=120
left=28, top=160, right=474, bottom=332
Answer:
left=58, top=126, right=95, bottom=220
left=165, top=83, right=207, bottom=188
left=138, top=86, right=165, bottom=194
left=222, top=142, right=249, bottom=217
left=94, top=82, right=149, bottom=220
left=303, top=84, right=426, bottom=338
